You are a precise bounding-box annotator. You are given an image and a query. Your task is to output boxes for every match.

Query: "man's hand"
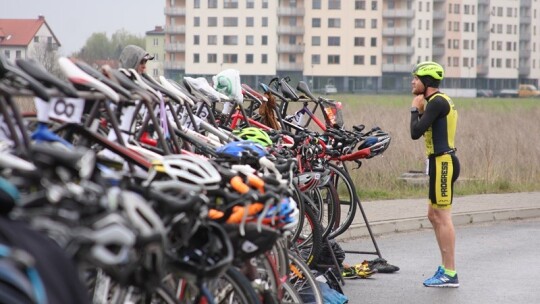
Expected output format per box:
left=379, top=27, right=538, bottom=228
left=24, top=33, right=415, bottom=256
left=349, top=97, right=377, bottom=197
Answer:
left=412, top=95, right=425, bottom=114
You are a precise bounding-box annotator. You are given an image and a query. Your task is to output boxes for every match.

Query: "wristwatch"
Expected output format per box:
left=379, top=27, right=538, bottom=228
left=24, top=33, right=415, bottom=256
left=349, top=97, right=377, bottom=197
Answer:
left=410, top=107, right=419, bottom=113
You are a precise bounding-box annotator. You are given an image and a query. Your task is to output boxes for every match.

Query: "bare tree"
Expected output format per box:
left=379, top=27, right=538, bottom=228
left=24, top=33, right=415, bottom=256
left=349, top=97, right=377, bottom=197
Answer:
left=29, top=43, right=64, bottom=79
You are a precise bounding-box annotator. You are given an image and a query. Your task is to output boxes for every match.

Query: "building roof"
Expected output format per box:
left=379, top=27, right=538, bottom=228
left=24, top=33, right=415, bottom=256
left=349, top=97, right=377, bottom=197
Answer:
left=0, top=15, right=61, bottom=47
left=146, top=25, right=165, bottom=35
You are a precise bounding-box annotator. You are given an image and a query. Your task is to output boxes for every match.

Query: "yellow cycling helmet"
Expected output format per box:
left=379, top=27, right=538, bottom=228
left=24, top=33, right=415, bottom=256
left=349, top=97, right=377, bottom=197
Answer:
left=412, top=61, right=444, bottom=80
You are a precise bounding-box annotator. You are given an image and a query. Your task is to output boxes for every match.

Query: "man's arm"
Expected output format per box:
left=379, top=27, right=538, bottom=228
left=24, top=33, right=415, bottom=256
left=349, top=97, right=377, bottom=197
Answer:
left=410, top=97, right=450, bottom=140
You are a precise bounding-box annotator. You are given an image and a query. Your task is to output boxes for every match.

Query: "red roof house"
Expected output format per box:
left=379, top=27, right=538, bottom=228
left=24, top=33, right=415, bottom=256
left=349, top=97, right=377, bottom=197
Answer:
left=0, top=15, right=61, bottom=62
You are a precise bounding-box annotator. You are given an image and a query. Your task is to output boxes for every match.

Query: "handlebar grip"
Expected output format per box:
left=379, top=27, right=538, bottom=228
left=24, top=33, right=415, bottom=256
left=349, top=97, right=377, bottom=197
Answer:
left=338, top=147, right=371, bottom=161
left=230, top=176, right=250, bottom=194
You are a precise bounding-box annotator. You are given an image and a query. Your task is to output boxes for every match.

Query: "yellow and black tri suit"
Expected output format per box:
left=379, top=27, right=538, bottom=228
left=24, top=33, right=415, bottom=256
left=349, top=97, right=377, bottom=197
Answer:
left=410, top=92, right=460, bottom=209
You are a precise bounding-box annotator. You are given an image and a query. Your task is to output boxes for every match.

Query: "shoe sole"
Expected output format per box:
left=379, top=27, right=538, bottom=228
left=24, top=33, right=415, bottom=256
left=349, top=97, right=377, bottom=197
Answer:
left=423, top=283, right=459, bottom=288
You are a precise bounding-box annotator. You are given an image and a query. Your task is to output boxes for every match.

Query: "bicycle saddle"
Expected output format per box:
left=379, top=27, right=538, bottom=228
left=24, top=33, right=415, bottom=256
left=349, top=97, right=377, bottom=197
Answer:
left=0, top=53, right=50, bottom=101
left=73, top=60, right=131, bottom=99
left=16, top=59, right=79, bottom=98
left=58, top=57, right=119, bottom=102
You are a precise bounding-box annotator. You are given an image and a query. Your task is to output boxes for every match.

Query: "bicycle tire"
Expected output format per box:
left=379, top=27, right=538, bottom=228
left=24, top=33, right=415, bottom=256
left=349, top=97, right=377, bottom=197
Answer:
left=295, top=201, right=323, bottom=267
left=328, top=162, right=358, bottom=238
left=288, top=251, right=324, bottom=304
left=208, top=267, right=262, bottom=304
left=311, top=182, right=339, bottom=239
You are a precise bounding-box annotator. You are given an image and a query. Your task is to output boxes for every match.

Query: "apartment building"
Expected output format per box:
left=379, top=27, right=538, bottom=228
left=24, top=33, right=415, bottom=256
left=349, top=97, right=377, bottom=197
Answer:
left=163, top=0, right=540, bottom=94
left=145, top=26, right=166, bottom=78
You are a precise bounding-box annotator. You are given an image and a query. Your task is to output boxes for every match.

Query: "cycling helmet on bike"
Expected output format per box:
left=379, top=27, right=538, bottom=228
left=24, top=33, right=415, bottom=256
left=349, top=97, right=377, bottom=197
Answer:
left=233, top=127, right=273, bottom=147
left=216, top=140, right=268, bottom=159
left=358, top=135, right=391, bottom=158
left=412, top=61, right=444, bottom=88
left=146, top=154, right=222, bottom=192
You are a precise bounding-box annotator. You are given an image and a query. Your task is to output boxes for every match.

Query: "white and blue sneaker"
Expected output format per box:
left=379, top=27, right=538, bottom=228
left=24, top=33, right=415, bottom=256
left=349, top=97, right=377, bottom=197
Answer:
left=423, top=267, right=459, bottom=288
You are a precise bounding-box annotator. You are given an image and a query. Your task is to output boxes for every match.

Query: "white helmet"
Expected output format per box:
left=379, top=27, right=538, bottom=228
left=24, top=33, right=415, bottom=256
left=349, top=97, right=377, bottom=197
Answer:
left=145, top=154, right=221, bottom=192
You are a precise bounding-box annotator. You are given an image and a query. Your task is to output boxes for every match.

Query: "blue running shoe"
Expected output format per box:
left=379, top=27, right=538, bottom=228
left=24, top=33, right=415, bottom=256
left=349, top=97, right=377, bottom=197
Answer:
left=423, top=269, right=459, bottom=288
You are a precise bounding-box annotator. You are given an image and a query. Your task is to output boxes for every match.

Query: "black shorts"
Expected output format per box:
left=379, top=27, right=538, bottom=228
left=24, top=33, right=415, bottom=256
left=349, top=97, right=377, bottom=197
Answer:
left=428, top=153, right=460, bottom=209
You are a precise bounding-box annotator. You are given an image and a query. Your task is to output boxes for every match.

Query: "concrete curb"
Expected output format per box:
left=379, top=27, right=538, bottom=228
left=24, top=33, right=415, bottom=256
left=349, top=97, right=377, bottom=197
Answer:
left=337, top=207, right=540, bottom=241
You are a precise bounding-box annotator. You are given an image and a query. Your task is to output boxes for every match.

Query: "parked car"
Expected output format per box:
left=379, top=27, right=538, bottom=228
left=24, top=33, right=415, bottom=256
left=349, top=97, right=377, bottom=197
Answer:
left=324, top=84, right=337, bottom=95
left=495, top=84, right=540, bottom=98
left=476, top=89, right=494, bottom=97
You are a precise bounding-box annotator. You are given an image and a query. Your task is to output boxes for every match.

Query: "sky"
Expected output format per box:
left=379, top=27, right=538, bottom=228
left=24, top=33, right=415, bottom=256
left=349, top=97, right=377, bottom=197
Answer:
left=1, top=0, right=165, bottom=55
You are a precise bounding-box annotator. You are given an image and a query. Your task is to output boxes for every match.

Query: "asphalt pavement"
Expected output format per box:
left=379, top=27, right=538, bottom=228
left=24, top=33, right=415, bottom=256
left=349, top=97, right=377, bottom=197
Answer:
left=336, top=191, right=540, bottom=241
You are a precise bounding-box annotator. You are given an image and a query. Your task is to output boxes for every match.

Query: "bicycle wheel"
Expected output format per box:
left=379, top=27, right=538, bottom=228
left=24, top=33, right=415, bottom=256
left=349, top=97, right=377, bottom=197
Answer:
left=310, top=182, right=339, bottom=239
left=288, top=252, right=324, bottom=304
left=328, top=162, right=358, bottom=238
left=207, top=267, right=262, bottom=304
left=295, top=201, right=323, bottom=267
left=281, top=281, right=303, bottom=304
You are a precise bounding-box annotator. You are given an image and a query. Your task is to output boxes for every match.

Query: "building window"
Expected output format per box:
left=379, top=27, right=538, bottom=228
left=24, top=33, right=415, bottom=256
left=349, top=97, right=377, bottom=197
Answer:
left=194, top=53, right=200, bottom=63
left=262, top=54, right=268, bottom=63
left=425, top=38, right=429, bottom=47
left=453, top=57, right=459, bottom=67
left=246, top=17, right=254, bottom=27
left=208, top=35, right=217, bottom=45
left=370, top=55, right=377, bottom=65
left=288, top=36, right=297, bottom=44
left=246, top=54, right=254, bottom=63
left=328, top=18, right=341, bottom=28
left=454, top=4, right=460, bottom=14
left=370, top=37, right=377, bottom=47
left=153, top=38, right=159, bottom=46
left=312, top=54, right=321, bottom=64
left=208, top=0, right=217, bottom=8
left=328, top=55, right=340, bottom=64
left=312, top=18, right=321, bottom=27
left=355, top=0, right=365, bottom=10
left=354, top=55, right=365, bottom=65
left=354, top=37, right=365, bottom=46
left=208, top=53, right=217, bottom=63
left=4, top=50, right=9, bottom=59
left=262, top=17, right=268, bottom=27
left=194, top=0, right=200, bottom=8
left=371, top=19, right=377, bottom=29
left=34, top=36, right=39, bottom=43
left=223, top=35, right=238, bottom=45
left=262, top=0, right=268, bottom=8
left=223, top=17, right=238, bottom=26
left=354, top=19, right=365, bottom=29
left=313, top=0, right=321, bottom=9
left=288, top=54, right=296, bottom=63
left=418, top=19, right=422, bottom=30
left=328, top=36, right=341, bottom=46
left=208, top=17, right=217, bottom=27
left=426, top=2, right=430, bottom=12
left=312, top=36, right=321, bottom=46
left=329, top=0, right=340, bottom=9
left=223, top=53, right=238, bottom=63
left=246, top=0, right=254, bottom=8
left=223, top=0, right=238, bottom=8
left=15, top=50, right=21, bottom=59
left=194, top=35, right=200, bottom=45
left=418, top=1, right=422, bottom=11
left=194, top=17, right=200, bottom=26
left=418, top=37, right=422, bottom=47
left=262, top=35, right=268, bottom=45
left=246, top=35, right=254, bottom=45
left=289, top=17, right=297, bottom=26
left=371, top=0, right=377, bottom=10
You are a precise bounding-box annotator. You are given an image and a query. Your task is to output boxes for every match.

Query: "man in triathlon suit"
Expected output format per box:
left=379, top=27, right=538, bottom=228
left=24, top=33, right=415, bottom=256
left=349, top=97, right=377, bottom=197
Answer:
left=410, top=61, right=460, bottom=288
left=118, top=44, right=154, bottom=74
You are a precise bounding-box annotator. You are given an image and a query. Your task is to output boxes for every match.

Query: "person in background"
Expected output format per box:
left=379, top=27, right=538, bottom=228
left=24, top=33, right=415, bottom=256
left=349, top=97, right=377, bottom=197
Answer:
left=118, top=44, right=154, bottom=74
left=410, top=61, right=460, bottom=288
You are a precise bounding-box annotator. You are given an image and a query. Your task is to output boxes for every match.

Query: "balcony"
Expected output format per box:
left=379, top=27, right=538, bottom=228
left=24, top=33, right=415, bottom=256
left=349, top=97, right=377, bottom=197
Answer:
left=382, top=28, right=415, bottom=37
left=432, top=46, right=445, bottom=56
left=433, top=11, right=446, bottom=20
left=165, top=43, right=186, bottom=52
left=518, top=66, right=530, bottom=75
left=519, top=49, right=531, bottom=58
left=277, top=25, right=305, bottom=35
left=432, top=29, right=445, bottom=38
left=164, top=7, right=186, bottom=16
left=382, top=46, right=414, bottom=55
left=520, top=29, right=531, bottom=40
left=477, top=13, right=490, bottom=22
left=277, top=7, right=305, bottom=16
left=521, top=0, right=531, bottom=8
left=164, top=25, right=186, bottom=34
left=163, top=61, right=185, bottom=70
left=477, top=29, right=490, bottom=40
left=520, top=15, right=531, bottom=24
left=277, top=44, right=305, bottom=53
left=382, top=10, right=415, bottom=19
left=477, top=65, right=489, bottom=75
left=478, top=0, right=490, bottom=5
left=382, top=63, right=413, bottom=73
left=477, top=45, right=489, bottom=55
left=277, top=62, right=304, bottom=71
